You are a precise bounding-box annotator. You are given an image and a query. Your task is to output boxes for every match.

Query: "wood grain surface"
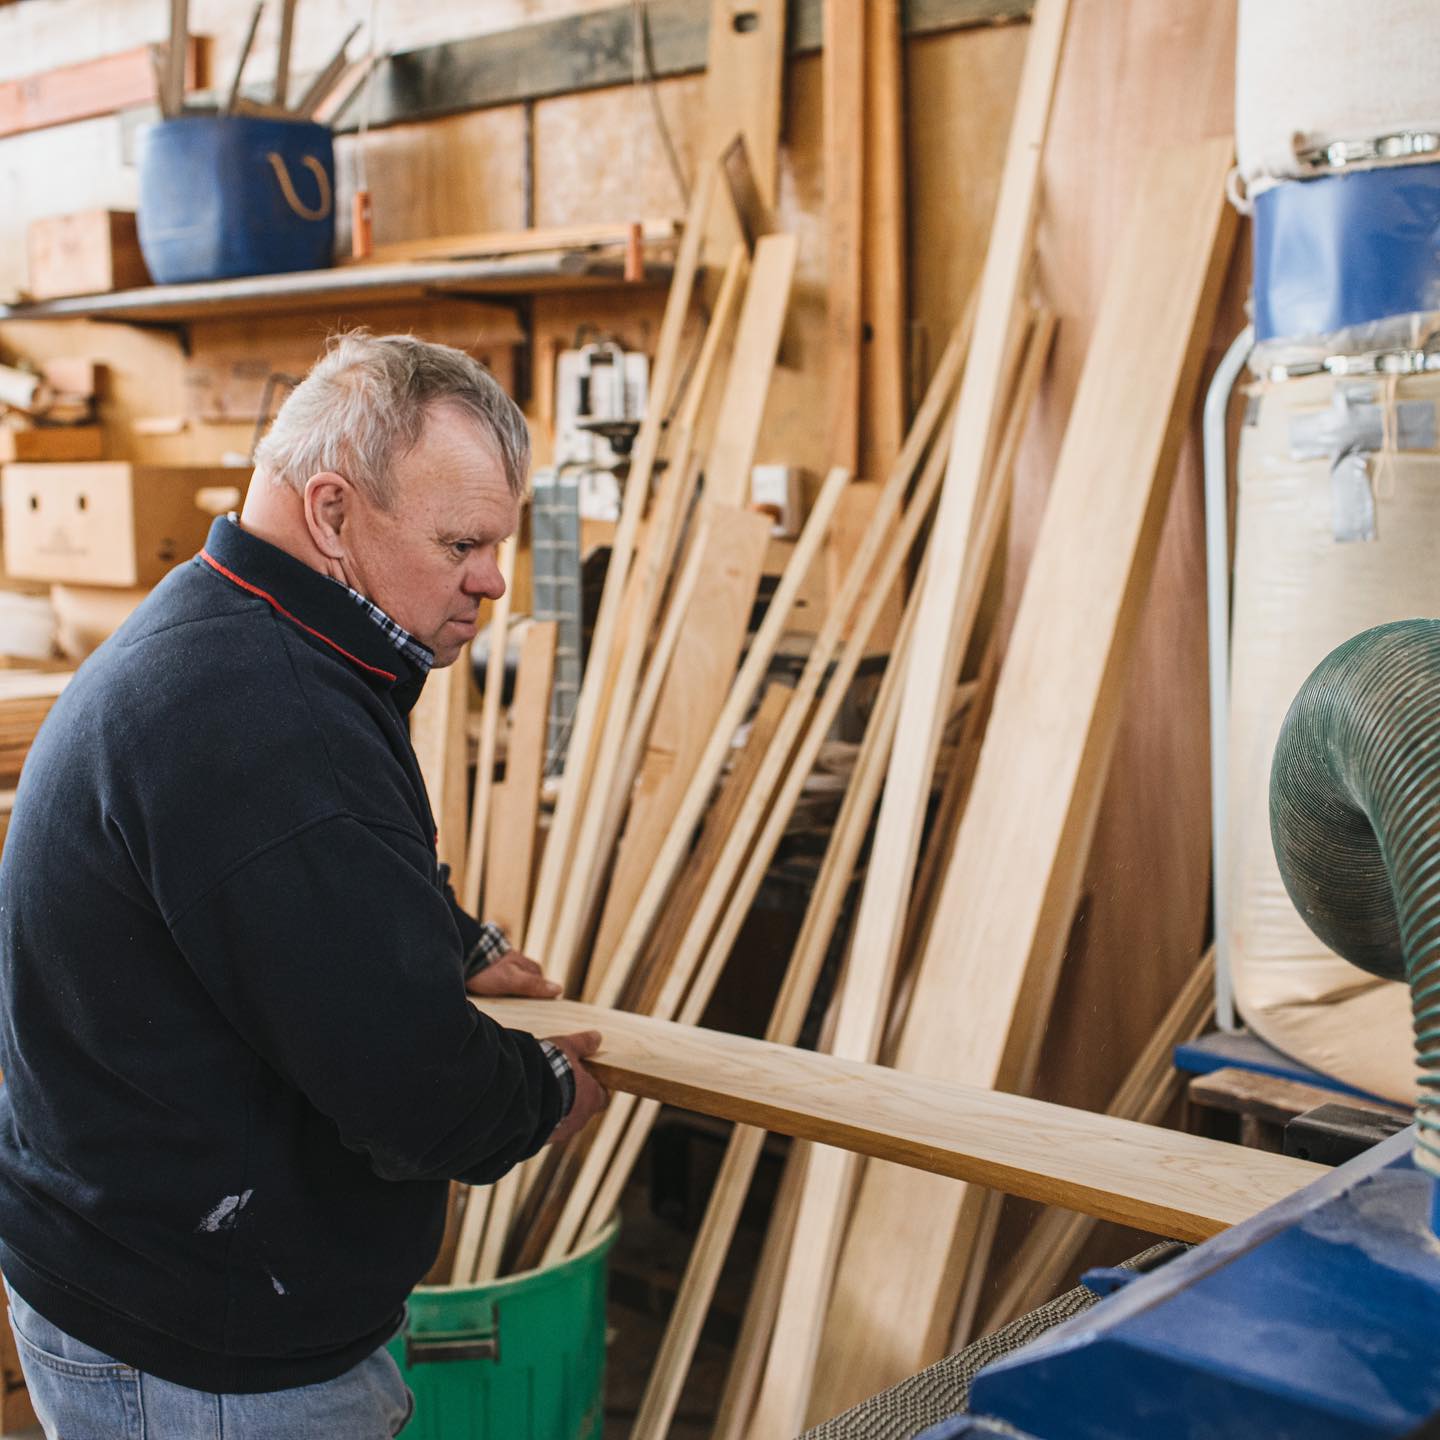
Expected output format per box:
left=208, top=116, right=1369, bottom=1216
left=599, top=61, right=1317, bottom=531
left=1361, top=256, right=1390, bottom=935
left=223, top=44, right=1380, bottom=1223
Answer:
left=480, top=997, right=1323, bottom=1241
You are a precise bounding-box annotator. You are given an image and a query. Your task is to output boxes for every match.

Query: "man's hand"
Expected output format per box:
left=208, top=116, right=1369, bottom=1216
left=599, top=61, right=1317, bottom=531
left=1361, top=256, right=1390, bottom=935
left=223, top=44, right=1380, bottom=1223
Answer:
left=465, top=950, right=562, bottom=999
left=544, top=1030, right=609, bottom=1146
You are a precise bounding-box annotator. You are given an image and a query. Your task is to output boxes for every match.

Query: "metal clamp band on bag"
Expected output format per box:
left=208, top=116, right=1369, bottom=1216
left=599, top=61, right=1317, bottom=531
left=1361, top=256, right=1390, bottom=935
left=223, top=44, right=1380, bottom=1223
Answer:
left=265, top=152, right=333, bottom=222
left=1266, top=342, right=1440, bottom=384
left=403, top=1314, right=500, bottom=1366
left=1295, top=129, right=1440, bottom=174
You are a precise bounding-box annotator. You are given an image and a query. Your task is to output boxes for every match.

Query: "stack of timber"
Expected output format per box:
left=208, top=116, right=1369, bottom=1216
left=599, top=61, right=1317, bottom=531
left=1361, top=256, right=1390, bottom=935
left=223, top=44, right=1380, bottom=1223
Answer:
left=405, top=8, right=1245, bottom=1440
left=0, top=669, right=70, bottom=788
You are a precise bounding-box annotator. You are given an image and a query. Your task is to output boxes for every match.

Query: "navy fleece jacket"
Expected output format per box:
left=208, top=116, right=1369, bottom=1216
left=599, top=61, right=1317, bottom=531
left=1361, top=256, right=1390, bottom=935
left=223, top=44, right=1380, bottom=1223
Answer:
left=0, top=517, right=566, bottom=1392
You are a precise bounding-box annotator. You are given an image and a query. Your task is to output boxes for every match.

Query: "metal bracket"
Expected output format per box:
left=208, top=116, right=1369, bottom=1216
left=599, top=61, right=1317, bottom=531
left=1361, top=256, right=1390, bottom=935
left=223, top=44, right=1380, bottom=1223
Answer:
left=1295, top=129, right=1440, bottom=173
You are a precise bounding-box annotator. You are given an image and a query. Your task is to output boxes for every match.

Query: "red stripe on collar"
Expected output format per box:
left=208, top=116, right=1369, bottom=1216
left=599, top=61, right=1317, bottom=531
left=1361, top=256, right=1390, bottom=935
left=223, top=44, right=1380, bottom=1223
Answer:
left=199, top=550, right=399, bottom=684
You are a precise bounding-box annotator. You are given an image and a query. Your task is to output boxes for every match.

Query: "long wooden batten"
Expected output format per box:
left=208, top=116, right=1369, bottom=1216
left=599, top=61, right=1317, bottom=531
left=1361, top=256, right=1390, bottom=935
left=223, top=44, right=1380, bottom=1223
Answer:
left=478, top=998, right=1326, bottom=1243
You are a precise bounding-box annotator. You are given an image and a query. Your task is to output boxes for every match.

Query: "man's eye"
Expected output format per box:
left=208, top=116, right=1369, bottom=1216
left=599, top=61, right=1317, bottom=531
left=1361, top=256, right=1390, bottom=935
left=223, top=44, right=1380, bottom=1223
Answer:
left=452, top=542, right=474, bottom=557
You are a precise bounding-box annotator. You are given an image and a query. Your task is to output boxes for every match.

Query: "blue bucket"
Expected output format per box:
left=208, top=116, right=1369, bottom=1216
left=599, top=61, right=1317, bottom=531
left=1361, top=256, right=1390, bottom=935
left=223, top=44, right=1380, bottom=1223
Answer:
left=137, top=115, right=336, bottom=284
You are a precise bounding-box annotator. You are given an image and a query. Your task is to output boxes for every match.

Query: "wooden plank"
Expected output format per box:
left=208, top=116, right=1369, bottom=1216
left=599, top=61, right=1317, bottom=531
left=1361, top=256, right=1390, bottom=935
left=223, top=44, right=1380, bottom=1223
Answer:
left=352, top=218, right=681, bottom=268
left=702, top=0, right=786, bottom=208
left=827, top=0, right=1069, bottom=1190
left=589, top=507, right=772, bottom=975
left=0, top=426, right=102, bottom=464
left=523, top=165, right=716, bottom=961
left=483, top=621, right=556, bottom=943
left=750, top=310, right=1053, bottom=1438
left=167, top=0, right=190, bottom=116
left=861, top=0, right=909, bottom=481
left=719, top=135, right=775, bottom=249
left=823, top=0, right=865, bottom=475
left=479, top=998, right=1325, bottom=1241
left=448, top=1182, right=489, bottom=1286
left=981, top=950, right=1216, bottom=1331
left=409, top=642, right=473, bottom=885
left=224, top=2, right=265, bottom=114
left=713, top=1137, right=807, bottom=1440
left=273, top=0, right=297, bottom=108
left=809, top=136, right=1239, bottom=1420
left=1188, top=1068, right=1409, bottom=1128
left=0, top=37, right=207, bottom=138
left=458, top=538, right=515, bottom=914
left=702, top=232, right=799, bottom=507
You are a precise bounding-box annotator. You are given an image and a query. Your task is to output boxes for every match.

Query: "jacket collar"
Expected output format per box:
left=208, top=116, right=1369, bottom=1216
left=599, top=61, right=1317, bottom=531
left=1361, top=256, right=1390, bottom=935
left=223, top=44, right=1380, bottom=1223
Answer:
left=196, top=516, right=429, bottom=710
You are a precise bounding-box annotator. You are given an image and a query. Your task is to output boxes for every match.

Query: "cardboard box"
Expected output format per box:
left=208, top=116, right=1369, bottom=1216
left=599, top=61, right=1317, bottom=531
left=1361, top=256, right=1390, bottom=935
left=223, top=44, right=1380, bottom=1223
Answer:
left=2, top=463, right=235, bottom=587
left=27, top=210, right=150, bottom=301
left=0, top=426, right=102, bottom=464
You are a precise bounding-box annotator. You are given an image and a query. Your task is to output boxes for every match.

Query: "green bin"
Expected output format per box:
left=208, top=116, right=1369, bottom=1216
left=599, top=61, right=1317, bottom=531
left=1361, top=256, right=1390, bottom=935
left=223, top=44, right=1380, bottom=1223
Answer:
left=390, top=1218, right=618, bottom=1439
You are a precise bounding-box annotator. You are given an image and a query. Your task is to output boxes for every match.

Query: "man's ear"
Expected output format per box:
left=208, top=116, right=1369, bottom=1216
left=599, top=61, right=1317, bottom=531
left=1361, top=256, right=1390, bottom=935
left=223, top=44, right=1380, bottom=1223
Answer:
left=302, top=473, right=352, bottom=560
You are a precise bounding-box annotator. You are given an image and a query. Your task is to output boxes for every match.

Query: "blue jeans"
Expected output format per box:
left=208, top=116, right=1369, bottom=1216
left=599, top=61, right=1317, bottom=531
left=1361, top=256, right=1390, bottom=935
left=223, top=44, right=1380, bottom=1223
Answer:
left=5, top=1284, right=413, bottom=1439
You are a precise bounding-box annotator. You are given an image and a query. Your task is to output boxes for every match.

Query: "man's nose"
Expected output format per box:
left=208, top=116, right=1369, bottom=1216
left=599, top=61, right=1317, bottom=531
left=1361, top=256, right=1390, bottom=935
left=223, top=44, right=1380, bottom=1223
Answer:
left=464, top=550, right=507, bottom=601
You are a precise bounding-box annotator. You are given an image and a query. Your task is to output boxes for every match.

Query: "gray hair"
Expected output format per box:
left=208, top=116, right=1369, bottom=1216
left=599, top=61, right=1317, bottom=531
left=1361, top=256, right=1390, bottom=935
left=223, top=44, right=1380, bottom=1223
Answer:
left=253, top=330, right=530, bottom=508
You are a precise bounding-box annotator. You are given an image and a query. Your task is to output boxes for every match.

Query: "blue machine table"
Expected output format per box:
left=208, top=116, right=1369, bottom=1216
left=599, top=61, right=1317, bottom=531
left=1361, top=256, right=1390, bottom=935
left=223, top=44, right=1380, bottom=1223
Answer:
left=925, top=1127, right=1440, bottom=1439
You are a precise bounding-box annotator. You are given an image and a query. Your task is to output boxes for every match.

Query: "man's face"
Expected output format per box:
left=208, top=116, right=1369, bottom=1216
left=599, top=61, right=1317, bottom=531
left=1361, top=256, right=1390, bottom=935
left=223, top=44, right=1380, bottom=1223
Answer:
left=338, top=402, right=521, bottom=668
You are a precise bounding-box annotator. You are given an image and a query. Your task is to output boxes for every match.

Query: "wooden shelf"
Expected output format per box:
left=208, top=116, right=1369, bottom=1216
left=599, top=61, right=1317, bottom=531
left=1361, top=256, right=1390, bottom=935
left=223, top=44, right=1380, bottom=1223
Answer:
left=0, top=247, right=674, bottom=326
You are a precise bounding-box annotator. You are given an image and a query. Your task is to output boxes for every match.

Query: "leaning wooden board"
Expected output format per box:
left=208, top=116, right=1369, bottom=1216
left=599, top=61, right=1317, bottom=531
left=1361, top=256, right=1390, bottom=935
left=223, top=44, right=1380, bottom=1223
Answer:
left=807, top=133, right=1240, bottom=1420
left=479, top=998, right=1324, bottom=1241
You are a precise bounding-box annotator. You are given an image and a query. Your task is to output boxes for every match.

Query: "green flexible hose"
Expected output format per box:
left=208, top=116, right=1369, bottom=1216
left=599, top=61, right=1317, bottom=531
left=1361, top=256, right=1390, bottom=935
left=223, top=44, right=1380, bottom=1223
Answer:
left=1270, top=619, right=1440, bottom=1210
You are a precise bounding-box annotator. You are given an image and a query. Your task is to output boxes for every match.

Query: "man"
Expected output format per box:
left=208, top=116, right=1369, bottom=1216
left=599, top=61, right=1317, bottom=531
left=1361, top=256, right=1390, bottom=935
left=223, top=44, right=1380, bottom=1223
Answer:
left=0, top=332, right=607, bottom=1438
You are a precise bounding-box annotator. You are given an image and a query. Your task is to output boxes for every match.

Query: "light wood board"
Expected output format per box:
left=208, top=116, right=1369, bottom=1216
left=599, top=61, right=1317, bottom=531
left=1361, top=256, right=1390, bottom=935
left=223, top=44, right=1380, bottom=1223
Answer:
left=808, top=134, right=1239, bottom=1420
left=480, top=998, right=1324, bottom=1241
left=483, top=620, right=556, bottom=943
left=822, top=0, right=864, bottom=474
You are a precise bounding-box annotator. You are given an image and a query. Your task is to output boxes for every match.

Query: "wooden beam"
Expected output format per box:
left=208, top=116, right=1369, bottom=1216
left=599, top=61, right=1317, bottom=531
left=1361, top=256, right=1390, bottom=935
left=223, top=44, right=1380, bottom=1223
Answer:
left=809, top=134, right=1239, bottom=1420
left=351, top=219, right=681, bottom=268
left=829, top=0, right=1068, bottom=1149
left=861, top=0, right=909, bottom=480
left=479, top=998, right=1324, bottom=1240
left=703, top=232, right=799, bottom=507
left=0, top=37, right=208, bottom=138
left=823, top=0, right=865, bottom=474
left=483, top=621, right=556, bottom=943
left=702, top=0, right=786, bottom=209
left=410, top=642, right=473, bottom=885
left=273, top=0, right=297, bottom=108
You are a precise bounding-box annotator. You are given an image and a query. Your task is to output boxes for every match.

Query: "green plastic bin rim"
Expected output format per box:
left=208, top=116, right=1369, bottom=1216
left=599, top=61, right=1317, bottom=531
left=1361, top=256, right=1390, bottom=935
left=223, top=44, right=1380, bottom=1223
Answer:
left=414, top=1215, right=619, bottom=1303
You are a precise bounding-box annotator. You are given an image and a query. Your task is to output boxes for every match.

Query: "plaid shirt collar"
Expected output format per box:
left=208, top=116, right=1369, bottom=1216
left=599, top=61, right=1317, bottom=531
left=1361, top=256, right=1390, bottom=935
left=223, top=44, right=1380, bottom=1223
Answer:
left=333, top=583, right=436, bottom=676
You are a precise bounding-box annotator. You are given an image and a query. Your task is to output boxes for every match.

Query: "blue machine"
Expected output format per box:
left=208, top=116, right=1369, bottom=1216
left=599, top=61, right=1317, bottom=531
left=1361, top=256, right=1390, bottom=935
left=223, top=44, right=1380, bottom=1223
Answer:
left=920, top=1128, right=1440, bottom=1440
